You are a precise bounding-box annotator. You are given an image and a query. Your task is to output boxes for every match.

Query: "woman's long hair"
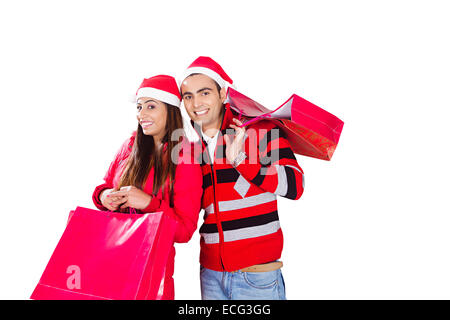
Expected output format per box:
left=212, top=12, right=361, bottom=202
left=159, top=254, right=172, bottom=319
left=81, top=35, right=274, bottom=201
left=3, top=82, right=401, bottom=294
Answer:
left=118, top=103, right=183, bottom=207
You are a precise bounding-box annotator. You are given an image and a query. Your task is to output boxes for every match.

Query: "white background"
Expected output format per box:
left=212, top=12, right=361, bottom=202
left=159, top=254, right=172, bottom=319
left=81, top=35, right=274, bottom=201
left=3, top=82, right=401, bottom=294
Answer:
left=1, top=0, right=449, bottom=300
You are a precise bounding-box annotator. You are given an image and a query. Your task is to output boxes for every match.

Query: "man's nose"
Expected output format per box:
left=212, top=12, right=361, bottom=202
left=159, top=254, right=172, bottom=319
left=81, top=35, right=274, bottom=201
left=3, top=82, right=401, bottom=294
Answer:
left=193, top=96, right=202, bottom=108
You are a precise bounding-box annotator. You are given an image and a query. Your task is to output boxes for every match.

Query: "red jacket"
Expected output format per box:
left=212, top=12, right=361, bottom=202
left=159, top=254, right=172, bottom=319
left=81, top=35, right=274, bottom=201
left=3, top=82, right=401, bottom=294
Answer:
left=92, top=133, right=202, bottom=299
left=194, top=105, right=304, bottom=272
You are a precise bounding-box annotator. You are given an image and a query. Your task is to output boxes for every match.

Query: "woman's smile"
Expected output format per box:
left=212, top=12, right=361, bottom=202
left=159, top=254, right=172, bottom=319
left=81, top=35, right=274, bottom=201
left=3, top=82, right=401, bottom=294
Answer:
left=140, top=120, right=154, bottom=129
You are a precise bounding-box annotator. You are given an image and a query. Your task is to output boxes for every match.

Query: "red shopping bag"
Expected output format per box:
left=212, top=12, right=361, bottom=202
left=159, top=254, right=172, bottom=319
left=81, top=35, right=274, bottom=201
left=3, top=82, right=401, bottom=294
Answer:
left=30, top=206, right=176, bottom=300
left=226, top=87, right=344, bottom=160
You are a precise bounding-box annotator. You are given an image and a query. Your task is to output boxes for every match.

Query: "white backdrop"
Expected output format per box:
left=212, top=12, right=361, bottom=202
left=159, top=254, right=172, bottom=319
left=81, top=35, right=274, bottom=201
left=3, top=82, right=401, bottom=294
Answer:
left=1, top=0, right=449, bottom=300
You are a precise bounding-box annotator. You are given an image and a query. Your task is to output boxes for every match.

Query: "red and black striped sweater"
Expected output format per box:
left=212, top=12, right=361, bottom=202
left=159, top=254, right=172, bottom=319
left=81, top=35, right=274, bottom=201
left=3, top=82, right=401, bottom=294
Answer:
left=193, top=105, right=305, bottom=272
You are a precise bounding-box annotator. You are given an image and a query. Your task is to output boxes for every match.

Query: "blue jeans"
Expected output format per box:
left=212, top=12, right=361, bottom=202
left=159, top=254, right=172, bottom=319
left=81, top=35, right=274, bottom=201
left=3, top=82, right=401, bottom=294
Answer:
left=200, top=265, right=286, bottom=300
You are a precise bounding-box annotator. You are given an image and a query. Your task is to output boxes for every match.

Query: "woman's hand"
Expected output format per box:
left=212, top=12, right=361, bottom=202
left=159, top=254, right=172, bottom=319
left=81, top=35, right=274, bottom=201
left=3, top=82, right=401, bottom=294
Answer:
left=224, top=118, right=246, bottom=164
left=100, top=188, right=126, bottom=211
left=108, top=186, right=153, bottom=211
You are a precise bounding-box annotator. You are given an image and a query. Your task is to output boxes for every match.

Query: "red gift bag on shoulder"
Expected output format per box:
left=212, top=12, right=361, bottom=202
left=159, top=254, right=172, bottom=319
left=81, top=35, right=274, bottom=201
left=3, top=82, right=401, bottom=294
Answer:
left=31, top=206, right=176, bottom=300
left=226, top=87, right=344, bottom=160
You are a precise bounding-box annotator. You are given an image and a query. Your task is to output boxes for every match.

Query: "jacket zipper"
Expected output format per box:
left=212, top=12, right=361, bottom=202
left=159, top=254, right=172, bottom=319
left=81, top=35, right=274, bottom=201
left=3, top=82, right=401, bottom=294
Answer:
left=206, top=146, right=225, bottom=271
left=212, top=110, right=231, bottom=271
left=197, top=108, right=230, bottom=271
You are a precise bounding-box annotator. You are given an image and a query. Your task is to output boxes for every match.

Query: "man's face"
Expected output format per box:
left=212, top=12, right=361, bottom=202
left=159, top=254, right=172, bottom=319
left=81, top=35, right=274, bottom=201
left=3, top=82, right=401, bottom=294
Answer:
left=181, top=74, right=227, bottom=132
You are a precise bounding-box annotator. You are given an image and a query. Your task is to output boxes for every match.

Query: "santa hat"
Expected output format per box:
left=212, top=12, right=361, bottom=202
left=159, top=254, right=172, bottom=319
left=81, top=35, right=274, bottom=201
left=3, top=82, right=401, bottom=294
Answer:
left=181, top=56, right=234, bottom=89
left=133, top=75, right=181, bottom=107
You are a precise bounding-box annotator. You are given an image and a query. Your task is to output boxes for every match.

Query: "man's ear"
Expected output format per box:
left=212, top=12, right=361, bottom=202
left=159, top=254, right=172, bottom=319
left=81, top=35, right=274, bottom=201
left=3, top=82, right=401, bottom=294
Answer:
left=220, top=87, right=227, bottom=103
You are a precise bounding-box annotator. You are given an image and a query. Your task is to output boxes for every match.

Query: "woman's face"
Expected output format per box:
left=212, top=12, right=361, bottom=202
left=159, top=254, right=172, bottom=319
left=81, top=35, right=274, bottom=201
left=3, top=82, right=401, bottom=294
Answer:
left=136, top=97, right=168, bottom=143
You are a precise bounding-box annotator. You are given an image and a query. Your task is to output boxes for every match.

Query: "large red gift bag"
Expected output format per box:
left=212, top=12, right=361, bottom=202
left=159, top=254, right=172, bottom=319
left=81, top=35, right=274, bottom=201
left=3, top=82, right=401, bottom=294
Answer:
left=226, top=87, right=344, bottom=160
left=30, top=206, right=176, bottom=300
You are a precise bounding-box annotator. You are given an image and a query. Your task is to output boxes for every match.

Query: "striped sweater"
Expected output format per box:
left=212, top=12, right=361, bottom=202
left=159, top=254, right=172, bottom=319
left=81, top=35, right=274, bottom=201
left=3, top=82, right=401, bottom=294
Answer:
left=194, top=105, right=305, bottom=272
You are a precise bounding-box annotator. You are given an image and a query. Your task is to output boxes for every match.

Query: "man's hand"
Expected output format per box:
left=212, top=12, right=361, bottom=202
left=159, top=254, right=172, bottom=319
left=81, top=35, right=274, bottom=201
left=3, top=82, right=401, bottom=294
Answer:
left=224, top=118, right=246, bottom=164
left=108, top=186, right=153, bottom=211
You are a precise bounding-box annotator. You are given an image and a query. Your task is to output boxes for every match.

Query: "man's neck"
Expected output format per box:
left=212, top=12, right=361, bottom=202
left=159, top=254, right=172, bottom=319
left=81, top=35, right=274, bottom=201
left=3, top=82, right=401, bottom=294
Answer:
left=202, top=125, right=220, bottom=139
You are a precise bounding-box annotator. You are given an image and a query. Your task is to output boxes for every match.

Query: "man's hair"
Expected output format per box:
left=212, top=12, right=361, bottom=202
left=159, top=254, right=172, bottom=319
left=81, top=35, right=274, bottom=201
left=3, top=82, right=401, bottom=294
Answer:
left=187, top=73, right=222, bottom=94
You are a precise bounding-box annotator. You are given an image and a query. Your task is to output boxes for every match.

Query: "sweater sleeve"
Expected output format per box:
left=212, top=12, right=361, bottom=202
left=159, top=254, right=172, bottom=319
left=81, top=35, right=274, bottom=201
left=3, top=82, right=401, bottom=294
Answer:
left=235, top=121, right=305, bottom=200
left=92, top=183, right=111, bottom=211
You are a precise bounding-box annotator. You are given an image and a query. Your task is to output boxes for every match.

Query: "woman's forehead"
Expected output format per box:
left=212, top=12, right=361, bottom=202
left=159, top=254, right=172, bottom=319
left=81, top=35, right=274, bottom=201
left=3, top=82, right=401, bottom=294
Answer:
left=137, top=97, right=162, bottom=104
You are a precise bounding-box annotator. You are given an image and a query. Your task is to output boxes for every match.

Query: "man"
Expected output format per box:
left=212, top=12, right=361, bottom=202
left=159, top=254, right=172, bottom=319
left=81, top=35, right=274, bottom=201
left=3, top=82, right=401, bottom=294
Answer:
left=180, top=56, right=305, bottom=300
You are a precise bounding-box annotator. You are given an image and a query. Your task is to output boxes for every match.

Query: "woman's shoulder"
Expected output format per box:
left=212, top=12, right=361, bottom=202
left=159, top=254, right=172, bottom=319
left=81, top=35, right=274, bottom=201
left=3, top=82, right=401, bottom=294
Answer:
left=122, top=130, right=137, bottom=147
left=114, top=131, right=136, bottom=159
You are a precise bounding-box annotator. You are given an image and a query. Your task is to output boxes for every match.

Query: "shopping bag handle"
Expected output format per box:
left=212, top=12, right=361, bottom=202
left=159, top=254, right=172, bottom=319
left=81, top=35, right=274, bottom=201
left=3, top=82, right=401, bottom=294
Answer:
left=230, top=101, right=271, bottom=128
left=230, top=104, right=271, bottom=128
left=240, top=113, right=272, bottom=127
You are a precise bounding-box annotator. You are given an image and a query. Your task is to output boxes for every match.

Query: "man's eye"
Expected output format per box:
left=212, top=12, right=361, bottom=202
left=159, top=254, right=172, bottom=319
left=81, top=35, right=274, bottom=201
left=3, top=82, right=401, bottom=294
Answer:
left=202, top=91, right=209, bottom=96
left=184, top=96, right=192, bottom=100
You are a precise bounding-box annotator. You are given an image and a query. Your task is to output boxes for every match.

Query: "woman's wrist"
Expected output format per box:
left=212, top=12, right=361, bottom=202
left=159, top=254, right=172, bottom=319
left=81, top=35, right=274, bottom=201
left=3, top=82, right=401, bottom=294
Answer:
left=141, top=193, right=153, bottom=210
left=142, top=194, right=160, bottom=212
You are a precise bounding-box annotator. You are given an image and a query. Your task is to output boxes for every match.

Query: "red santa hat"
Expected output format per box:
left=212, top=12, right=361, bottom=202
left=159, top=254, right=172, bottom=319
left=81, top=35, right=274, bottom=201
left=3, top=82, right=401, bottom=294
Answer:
left=133, top=75, right=181, bottom=107
left=181, top=56, right=234, bottom=89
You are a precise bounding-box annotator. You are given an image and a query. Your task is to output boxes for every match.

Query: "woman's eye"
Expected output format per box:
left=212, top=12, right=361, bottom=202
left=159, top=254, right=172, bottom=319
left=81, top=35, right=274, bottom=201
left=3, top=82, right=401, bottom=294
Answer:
left=147, top=105, right=155, bottom=109
left=137, top=106, right=142, bottom=111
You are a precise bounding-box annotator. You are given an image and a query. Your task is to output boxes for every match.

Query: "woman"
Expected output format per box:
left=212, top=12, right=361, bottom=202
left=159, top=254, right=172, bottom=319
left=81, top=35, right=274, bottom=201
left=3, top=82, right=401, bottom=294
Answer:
left=92, top=75, right=203, bottom=300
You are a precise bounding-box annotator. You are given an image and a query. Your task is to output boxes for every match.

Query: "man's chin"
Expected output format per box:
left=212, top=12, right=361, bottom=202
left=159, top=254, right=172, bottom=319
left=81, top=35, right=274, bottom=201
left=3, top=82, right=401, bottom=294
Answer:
left=193, top=118, right=209, bottom=127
